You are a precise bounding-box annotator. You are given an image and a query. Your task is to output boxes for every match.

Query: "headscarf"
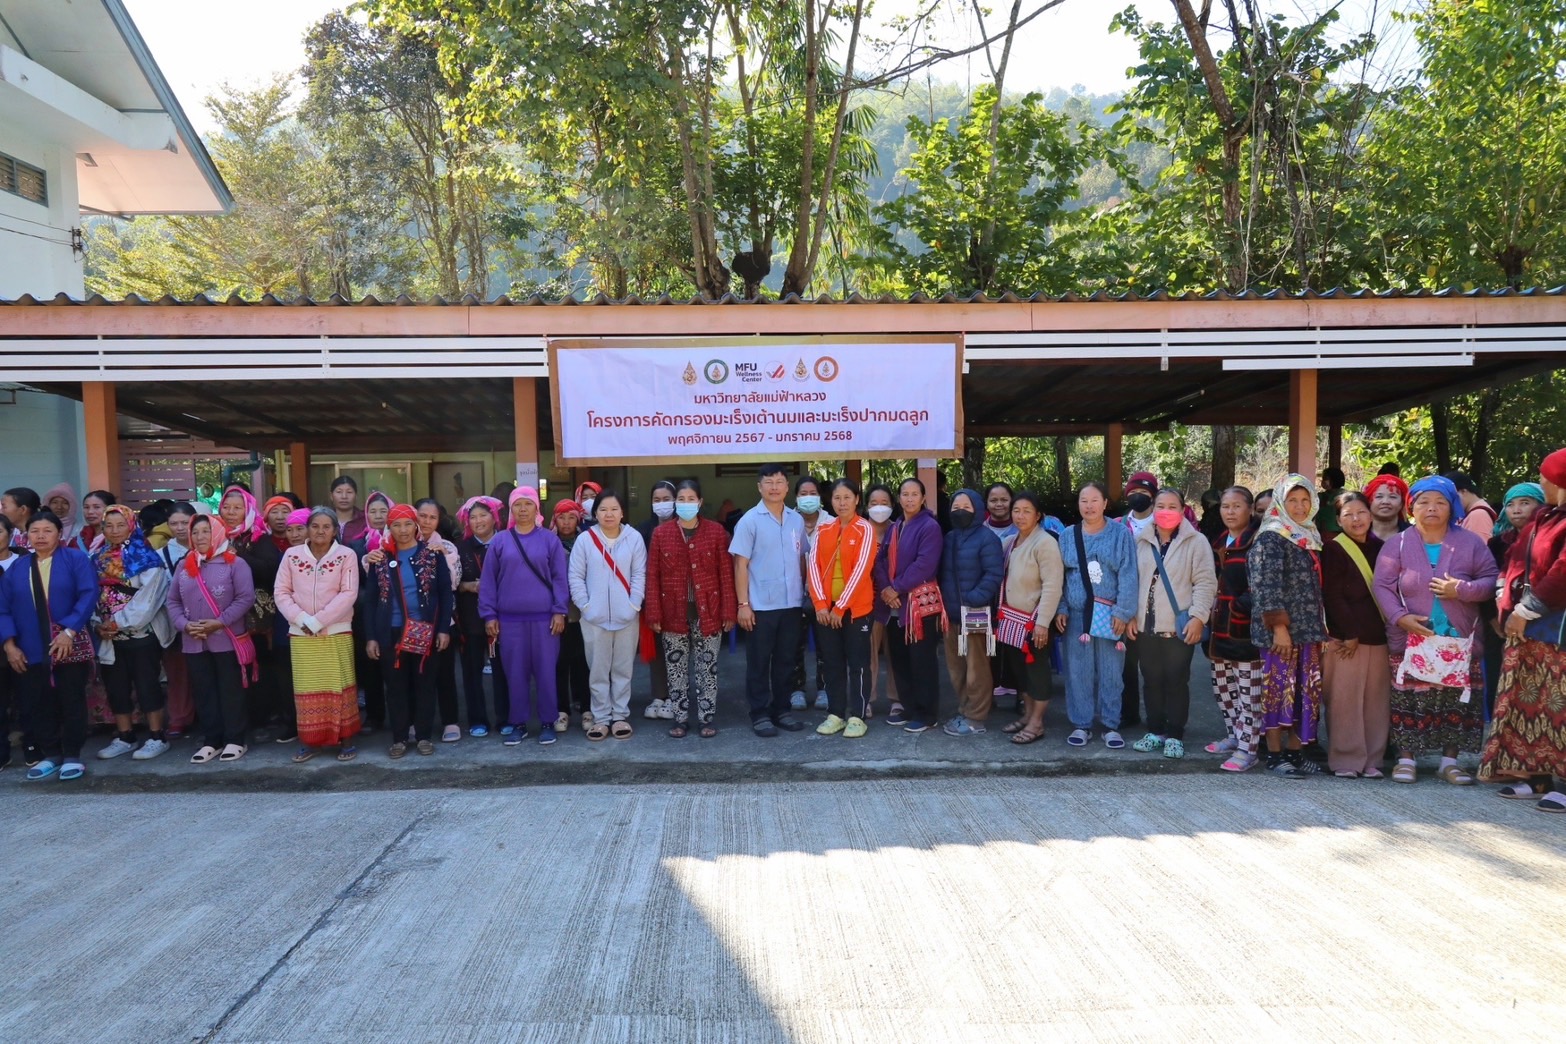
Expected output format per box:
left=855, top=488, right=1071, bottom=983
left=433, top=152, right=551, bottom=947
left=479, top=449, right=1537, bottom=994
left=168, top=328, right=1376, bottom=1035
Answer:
left=42, top=482, right=80, bottom=545
left=1363, top=474, right=1409, bottom=515
left=1407, top=475, right=1466, bottom=524
left=1541, top=448, right=1566, bottom=490
left=263, top=496, right=296, bottom=529
left=286, top=508, right=311, bottom=528
left=220, top=484, right=266, bottom=543
left=457, top=495, right=503, bottom=539
left=387, top=503, right=418, bottom=526
left=1257, top=473, right=1322, bottom=551
left=574, top=481, right=602, bottom=504
left=185, top=514, right=235, bottom=576
left=91, top=505, right=163, bottom=581
left=1494, top=482, right=1546, bottom=537
left=509, top=486, right=540, bottom=527
left=553, top=498, right=584, bottom=523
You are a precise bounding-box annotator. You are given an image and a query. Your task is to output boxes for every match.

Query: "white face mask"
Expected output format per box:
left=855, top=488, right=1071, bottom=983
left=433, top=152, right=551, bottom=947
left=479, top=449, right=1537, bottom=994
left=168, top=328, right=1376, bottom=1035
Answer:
left=581, top=498, right=595, bottom=517
left=652, top=501, right=675, bottom=520
left=867, top=505, right=893, bottom=523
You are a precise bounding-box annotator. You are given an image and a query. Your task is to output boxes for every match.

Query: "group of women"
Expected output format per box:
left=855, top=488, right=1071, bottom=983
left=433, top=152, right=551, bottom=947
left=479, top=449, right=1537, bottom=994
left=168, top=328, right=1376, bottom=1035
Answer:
left=4, top=452, right=1565, bottom=815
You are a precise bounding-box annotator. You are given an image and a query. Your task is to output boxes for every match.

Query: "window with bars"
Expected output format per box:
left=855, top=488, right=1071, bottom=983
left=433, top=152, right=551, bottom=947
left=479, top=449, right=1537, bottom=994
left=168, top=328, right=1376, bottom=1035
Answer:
left=1, top=151, right=47, bottom=205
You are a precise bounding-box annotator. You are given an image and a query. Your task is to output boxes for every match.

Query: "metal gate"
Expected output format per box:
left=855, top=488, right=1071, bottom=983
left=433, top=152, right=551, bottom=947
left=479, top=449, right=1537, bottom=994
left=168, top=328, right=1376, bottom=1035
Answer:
left=119, top=439, right=254, bottom=509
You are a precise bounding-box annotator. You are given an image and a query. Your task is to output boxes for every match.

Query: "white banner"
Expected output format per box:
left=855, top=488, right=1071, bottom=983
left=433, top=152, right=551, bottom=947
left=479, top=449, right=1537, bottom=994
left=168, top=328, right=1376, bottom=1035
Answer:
left=551, top=338, right=962, bottom=464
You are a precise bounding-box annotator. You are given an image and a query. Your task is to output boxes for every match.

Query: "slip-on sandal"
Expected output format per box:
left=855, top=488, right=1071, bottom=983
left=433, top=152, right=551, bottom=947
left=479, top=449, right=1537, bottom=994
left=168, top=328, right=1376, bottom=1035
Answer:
left=1498, top=783, right=1538, bottom=799
left=586, top=724, right=609, bottom=741
left=1535, top=792, right=1566, bottom=813
left=25, top=759, right=58, bottom=781
left=336, top=746, right=358, bottom=762
left=58, top=761, right=84, bottom=781
left=611, top=721, right=633, bottom=739
left=218, top=744, right=246, bottom=762
left=190, top=746, right=219, bottom=764
left=292, top=747, right=318, bottom=763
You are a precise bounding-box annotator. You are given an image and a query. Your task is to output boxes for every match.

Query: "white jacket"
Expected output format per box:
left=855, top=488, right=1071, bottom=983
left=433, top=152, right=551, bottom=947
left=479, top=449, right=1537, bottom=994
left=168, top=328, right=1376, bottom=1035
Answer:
left=568, top=525, right=646, bottom=631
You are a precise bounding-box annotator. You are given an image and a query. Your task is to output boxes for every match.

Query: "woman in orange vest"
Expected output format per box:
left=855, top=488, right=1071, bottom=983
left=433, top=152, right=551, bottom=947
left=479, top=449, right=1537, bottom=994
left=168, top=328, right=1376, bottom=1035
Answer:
left=808, top=478, right=878, bottom=738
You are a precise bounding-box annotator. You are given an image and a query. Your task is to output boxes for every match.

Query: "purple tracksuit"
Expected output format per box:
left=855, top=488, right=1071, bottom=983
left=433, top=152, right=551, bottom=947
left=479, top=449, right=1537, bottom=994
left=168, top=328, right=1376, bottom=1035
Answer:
left=479, top=525, right=570, bottom=727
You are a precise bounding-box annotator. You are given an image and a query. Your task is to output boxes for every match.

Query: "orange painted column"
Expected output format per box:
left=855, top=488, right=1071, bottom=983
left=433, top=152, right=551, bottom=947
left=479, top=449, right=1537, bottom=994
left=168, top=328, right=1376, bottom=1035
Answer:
left=1105, top=423, right=1124, bottom=498
left=82, top=382, right=120, bottom=494
left=1289, top=369, right=1319, bottom=479
left=288, top=442, right=310, bottom=501
left=513, top=377, right=540, bottom=492
left=844, top=459, right=863, bottom=485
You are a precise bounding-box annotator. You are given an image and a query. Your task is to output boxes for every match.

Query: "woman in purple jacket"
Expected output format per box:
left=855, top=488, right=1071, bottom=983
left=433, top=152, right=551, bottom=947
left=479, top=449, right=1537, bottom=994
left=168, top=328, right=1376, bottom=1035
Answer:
left=1373, top=476, right=1498, bottom=785
left=166, top=514, right=256, bottom=764
left=873, top=477, right=944, bottom=732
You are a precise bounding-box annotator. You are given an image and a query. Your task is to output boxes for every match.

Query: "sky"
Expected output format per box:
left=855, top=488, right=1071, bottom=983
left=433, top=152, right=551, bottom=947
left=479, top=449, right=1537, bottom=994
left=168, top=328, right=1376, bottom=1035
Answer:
left=121, top=0, right=1413, bottom=133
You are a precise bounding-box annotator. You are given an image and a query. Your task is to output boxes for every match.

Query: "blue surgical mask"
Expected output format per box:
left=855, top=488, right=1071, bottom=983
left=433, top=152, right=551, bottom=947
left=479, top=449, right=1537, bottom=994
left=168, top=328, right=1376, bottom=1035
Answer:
left=675, top=502, right=701, bottom=521
left=796, top=495, right=821, bottom=514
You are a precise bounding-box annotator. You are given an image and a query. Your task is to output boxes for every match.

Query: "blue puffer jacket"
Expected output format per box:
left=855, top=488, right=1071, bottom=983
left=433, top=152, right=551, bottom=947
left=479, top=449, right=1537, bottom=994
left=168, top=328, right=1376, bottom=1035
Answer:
left=940, top=490, right=1004, bottom=622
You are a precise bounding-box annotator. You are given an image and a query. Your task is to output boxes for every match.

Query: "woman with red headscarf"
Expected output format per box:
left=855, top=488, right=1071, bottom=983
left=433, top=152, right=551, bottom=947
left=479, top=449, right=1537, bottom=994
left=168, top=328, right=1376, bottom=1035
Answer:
left=1365, top=473, right=1410, bottom=543
left=166, top=515, right=256, bottom=764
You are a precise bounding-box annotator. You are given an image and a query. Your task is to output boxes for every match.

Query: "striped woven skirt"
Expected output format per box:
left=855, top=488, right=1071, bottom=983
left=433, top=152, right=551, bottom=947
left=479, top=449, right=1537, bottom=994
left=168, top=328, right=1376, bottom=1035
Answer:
left=292, top=632, right=360, bottom=747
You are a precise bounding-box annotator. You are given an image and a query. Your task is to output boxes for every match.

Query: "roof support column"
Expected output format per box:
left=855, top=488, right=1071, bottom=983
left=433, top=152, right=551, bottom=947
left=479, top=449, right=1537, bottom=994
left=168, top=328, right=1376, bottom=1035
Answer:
left=917, top=459, right=938, bottom=507
left=1289, top=369, right=1319, bottom=479
left=1327, top=421, right=1343, bottom=475
left=513, top=377, right=540, bottom=493
left=844, top=459, right=862, bottom=485
left=1105, top=423, right=1124, bottom=500
left=288, top=442, right=310, bottom=501
left=83, top=382, right=120, bottom=494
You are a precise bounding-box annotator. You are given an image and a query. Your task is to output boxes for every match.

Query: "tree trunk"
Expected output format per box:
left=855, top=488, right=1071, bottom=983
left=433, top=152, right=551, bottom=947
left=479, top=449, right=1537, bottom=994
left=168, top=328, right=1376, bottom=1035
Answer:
left=1469, top=389, right=1498, bottom=488
left=1432, top=402, right=1452, bottom=473
left=1052, top=436, right=1072, bottom=499
left=962, top=436, right=987, bottom=490
left=1210, top=424, right=1237, bottom=490
left=1171, top=0, right=1248, bottom=290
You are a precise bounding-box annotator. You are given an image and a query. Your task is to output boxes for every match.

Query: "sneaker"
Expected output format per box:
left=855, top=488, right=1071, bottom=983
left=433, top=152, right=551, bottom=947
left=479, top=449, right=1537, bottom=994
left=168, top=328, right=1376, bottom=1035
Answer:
left=499, top=724, right=515, bottom=736
left=817, top=714, right=846, bottom=736
left=1131, top=732, right=1164, bottom=753
left=132, top=738, right=170, bottom=761
left=942, top=717, right=985, bottom=736
left=1066, top=728, right=1090, bottom=747
left=416, top=740, right=434, bottom=756
left=789, top=690, right=807, bottom=711
left=442, top=725, right=461, bottom=743
left=1204, top=736, right=1239, bottom=755
left=643, top=699, right=666, bottom=720
left=469, top=724, right=489, bottom=738
left=97, top=736, right=136, bottom=760
left=388, top=742, right=407, bottom=759
left=274, top=730, right=299, bottom=744
left=1162, top=738, right=1185, bottom=759
left=1220, top=752, right=1258, bottom=773
left=503, top=727, right=526, bottom=746
left=1104, top=731, right=1126, bottom=749
left=903, top=720, right=931, bottom=734
left=538, top=725, right=556, bottom=745
left=482, top=663, right=493, bottom=675
left=1288, top=751, right=1321, bottom=776
left=843, top=717, right=868, bottom=738
left=752, top=720, right=779, bottom=738
left=772, top=714, right=806, bottom=732
left=885, top=704, right=908, bottom=726
left=814, top=690, right=829, bottom=710
left=1266, top=752, right=1302, bottom=778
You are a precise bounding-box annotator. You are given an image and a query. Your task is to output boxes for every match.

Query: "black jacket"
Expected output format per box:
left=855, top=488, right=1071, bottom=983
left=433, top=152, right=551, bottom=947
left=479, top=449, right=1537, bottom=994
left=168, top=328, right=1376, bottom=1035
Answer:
left=1209, top=526, right=1260, bottom=661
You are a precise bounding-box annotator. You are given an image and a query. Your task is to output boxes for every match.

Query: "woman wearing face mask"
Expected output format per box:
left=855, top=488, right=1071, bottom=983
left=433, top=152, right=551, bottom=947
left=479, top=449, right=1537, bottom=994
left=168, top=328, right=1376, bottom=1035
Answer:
left=456, top=496, right=507, bottom=736
left=645, top=479, right=736, bottom=738
left=574, top=481, right=603, bottom=523
left=864, top=484, right=898, bottom=721
left=1373, top=476, right=1497, bottom=785
left=1482, top=450, right=1566, bottom=812
left=1208, top=487, right=1264, bottom=772
left=938, top=488, right=1004, bottom=736
left=1320, top=492, right=1391, bottom=778
left=1056, top=482, right=1138, bottom=748
left=1128, top=489, right=1217, bottom=759
left=569, top=491, right=646, bottom=737
left=1365, top=473, right=1410, bottom=542
left=91, top=505, right=177, bottom=762
left=551, top=499, right=592, bottom=732
left=1248, top=475, right=1330, bottom=778
left=789, top=475, right=829, bottom=712
left=638, top=481, right=678, bottom=720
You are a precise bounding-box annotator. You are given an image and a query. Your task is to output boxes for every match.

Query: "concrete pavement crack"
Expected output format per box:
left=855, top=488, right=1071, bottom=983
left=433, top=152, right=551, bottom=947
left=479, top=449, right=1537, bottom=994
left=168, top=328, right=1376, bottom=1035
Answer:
left=195, top=797, right=445, bottom=1043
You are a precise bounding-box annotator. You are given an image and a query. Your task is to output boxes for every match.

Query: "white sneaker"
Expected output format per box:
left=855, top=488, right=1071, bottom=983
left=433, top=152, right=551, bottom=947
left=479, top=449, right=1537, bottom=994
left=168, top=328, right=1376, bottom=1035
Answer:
left=643, top=699, right=665, bottom=720
left=97, top=737, right=136, bottom=760
left=132, top=738, right=169, bottom=760
left=814, top=690, right=829, bottom=710
left=790, top=690, right=807, bottom=710
left=655, top=700, right=675, bottom=720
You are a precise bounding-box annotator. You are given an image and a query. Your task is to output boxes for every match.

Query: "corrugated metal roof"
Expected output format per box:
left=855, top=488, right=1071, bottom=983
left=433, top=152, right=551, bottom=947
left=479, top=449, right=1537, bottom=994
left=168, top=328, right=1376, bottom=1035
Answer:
left=1, top=287, right=1563, bottom=307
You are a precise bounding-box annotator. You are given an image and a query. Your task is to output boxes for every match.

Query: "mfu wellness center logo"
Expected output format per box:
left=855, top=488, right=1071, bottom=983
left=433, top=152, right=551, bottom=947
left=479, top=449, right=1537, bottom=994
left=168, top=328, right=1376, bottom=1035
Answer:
left=701, top=355, right=838, bottom=385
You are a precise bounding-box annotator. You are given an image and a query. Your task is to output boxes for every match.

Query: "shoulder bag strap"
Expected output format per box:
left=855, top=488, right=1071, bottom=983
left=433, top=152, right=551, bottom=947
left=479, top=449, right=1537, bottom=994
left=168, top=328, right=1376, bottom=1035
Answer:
left=192, top=566, right=244, bottom=647
left=1151, top=540, right=1185, bottom=615
left=1073, top=525, right=1096, bottom=608
left=888, top=522, right=901, bottom=582
left=509, top=529, right=551, bottom=588
left=30, top=553, right=52, bottom=645
left=588, top=528, right=632, bottom=596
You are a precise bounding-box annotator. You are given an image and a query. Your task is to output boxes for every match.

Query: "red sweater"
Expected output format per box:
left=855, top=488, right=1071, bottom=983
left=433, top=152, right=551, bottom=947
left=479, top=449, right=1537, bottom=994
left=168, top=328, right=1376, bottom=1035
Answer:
left=644, top=518, right=738, bottom=637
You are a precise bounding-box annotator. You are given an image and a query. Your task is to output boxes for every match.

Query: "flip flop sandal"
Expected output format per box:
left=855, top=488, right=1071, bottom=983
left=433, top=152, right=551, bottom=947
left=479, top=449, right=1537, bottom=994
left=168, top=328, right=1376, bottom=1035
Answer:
left=668, top=724, right=689, bottom=739
left=611, top=721, right=633, bottom=739
left=24, top=760, right=58, bottom=781
left=1535, top=793, right=1566, bottom=813
left=292, top=747, right=318, bottom=764
left=699, top=724, right=718, bottom=738
left=190, top=746, right=219, bottom=764
left=1205, top=737, right=1238, bottom=754
left=1010, top=726, right=1043, bottom=745
left=586, top=725, right=609, bottom=742
left=336, top=746, right=358, bottom=762
left=1002, top=719, right=1028, bottom=734
left=218, top=744, right=247, bottom=762
left=1498, top=783, right=1538, bottom=799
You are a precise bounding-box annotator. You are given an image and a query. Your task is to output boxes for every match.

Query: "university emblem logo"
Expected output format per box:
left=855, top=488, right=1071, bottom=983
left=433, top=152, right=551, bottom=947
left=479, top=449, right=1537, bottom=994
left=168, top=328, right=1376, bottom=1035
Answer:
left=704, top=359, right=729, bottom=384
left=682, top=362, right=698, bottom=385
left=813, top=356, right=840, bottom=382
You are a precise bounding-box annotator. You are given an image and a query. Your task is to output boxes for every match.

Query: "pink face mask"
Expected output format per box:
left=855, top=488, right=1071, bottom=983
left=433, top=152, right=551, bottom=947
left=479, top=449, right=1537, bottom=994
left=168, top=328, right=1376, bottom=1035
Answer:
left=1154, top=509, right=1184, bottom=531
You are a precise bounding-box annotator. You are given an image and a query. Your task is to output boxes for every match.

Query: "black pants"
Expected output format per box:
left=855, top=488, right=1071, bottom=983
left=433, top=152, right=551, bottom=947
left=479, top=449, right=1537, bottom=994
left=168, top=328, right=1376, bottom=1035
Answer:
left=0, top=661, right=12, bottom=765
left=15, top=661, right=90, bottom=761
left=817, top=611, right=872, bottom=720
left=789, top=606, right=826, bottom=695
left=273, top=640, right=296, bottom=730
left=459, top=630, right=508, bottom=730
left=886, top=623, right=940, bottom=724
left=101, top=634, right=167, bottom=717
left=186, top=650, right=247, bottom=748
left=436, top=642, right=459, bottom=727
left=383, top=626, right=438, bottom=742
left=745, top=608, right=802, bottom=724
left=999, top=640, right=1053, bottom=702
left=247, top=637, right=292, bottom=729
left=1122, top=636, right=1143, bottom=725
left=355, top=623, right=385, bottom=727
left=555, top=621, right=590, bottom=714
left=1139, top=634, right=1196, bottom=740
left=1482, top=621, right=1504, bottom=720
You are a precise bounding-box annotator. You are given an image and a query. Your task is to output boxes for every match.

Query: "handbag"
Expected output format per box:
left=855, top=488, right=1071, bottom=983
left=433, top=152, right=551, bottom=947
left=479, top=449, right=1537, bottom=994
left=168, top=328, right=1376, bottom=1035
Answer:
left=1395, top=631, right=1475, bottom=702
left=889, top=522, right=946, bottom=641
left=995, top=579, right=1034, bottom=654
left=31, top=553, right=96, bottom=666
left=390, top=553, right=435, bottom=669
left=1151, top=540, right=1192, bottom=635
left=1073, top=524, right=1122, bottom=641
left=192, top=568, right=260, bottom=688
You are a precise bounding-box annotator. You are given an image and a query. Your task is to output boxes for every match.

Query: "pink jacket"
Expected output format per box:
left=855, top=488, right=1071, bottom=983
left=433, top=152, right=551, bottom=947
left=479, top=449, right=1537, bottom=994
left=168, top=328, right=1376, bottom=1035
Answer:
left=275, top=542, right=360, bottom=637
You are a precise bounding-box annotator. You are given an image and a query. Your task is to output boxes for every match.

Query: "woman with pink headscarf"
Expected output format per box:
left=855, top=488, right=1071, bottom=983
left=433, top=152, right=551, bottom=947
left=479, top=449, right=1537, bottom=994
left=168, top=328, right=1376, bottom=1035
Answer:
left=479, top=486, right=569, bottom=744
